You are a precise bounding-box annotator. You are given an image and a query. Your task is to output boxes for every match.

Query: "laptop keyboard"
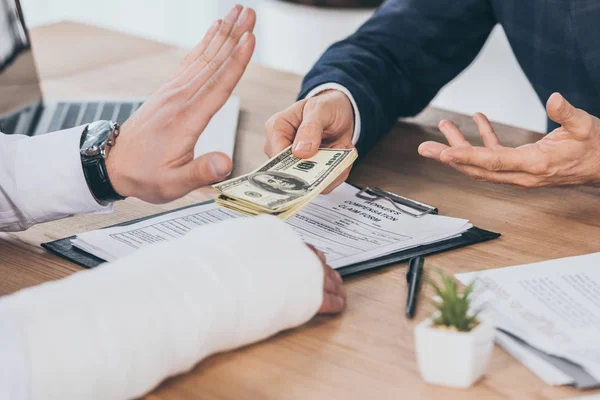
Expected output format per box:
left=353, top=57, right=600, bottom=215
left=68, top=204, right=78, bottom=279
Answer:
left=48, top=101, right=143, bottom=133
left=0, top=113, right=20, bottom=134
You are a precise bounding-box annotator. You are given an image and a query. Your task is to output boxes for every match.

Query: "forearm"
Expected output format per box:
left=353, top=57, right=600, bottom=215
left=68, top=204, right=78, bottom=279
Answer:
left=0, top=216, right=323, bottom=400
left=299, top=0, right=496, bottom=154
left=0, top=127, right=112, bottom=232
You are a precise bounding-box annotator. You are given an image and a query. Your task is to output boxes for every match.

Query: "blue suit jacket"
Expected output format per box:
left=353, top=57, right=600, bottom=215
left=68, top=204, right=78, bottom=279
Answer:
left=299, top=0, right=600, bottom=154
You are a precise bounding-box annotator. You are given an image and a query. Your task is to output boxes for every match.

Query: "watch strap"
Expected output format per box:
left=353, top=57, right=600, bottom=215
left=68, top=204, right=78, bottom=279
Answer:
left=81, top=155, right=126, bottom=203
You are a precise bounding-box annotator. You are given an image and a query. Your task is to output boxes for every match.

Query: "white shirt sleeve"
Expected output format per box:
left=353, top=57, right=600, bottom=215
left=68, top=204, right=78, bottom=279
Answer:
left=304, top=83, right=362, bottom=146
left=0, top=215, right=324, bottom=400
left=0, top=126, right=113, bottom=232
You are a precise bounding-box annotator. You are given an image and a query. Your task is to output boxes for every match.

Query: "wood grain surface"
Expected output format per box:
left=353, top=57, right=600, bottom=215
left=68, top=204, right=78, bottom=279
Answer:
left=0, top=21, right=598, bottom=399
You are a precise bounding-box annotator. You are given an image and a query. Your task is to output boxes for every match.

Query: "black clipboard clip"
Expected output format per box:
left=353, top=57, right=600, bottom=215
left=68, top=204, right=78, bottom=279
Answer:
left=356, top=187, right=438, bottom=218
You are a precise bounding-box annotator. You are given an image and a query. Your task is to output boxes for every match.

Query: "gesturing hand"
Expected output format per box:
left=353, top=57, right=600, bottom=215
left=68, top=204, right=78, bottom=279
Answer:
left=418, top=93, right=600, bottom=188
left=308, top=245, right=347, bottom=315
left=264, top=89, right=355, bottom=193
left=107, top=5, right=256, bottom=203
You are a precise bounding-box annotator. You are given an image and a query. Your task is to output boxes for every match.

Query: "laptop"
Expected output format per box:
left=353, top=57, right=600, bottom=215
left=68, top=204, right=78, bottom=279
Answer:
left=0, top=0, right=240, bottom=158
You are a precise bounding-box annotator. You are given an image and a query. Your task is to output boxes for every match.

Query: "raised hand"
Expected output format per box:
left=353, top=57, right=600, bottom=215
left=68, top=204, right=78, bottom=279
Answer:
left=107, top=5, right=256, bottom=203
left=418, top=93, right=600, bottom=188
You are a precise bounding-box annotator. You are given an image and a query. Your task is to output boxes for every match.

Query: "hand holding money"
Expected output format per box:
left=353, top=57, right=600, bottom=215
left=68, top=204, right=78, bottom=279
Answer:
left=213, top=146, right=357, bottom=219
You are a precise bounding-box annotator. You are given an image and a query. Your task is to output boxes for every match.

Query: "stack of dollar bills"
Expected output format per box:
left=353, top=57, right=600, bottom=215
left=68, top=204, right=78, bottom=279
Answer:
left=213, top=146, right=358, bottom=219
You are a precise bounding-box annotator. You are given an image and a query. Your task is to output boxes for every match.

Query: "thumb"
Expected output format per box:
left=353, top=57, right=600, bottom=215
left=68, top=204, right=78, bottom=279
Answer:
left=292, top=104, right=326, bottom=159
left=176, top=152, right=233, bottom=193
left=546, top=92, right=594, bottom=137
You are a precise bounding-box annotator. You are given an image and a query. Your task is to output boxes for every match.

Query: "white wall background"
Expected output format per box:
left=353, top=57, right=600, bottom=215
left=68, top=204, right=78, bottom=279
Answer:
left=20, top=0, right=546, bottom=132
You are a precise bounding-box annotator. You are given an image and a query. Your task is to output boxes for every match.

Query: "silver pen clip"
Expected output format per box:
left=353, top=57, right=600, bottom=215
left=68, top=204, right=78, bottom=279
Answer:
left=356, top=187, right=438, bottom=218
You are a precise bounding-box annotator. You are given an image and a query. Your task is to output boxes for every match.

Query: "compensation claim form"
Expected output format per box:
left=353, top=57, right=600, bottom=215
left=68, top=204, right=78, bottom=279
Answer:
left=72, top=183, right=472, bottom=269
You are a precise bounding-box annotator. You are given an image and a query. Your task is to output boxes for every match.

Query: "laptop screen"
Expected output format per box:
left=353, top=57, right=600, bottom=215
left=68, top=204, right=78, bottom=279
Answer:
left=0, top=0, right=43, bottom=133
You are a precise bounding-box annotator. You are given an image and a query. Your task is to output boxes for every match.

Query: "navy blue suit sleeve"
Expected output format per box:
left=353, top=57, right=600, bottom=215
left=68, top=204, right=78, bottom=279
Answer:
left=299, top=0, right=497, bottom=154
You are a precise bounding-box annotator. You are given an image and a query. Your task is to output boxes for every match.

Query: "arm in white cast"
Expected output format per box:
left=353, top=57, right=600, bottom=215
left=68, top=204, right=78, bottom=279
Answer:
left=0, top=215, right=324, bottom=400
left=305, top=83, right=362, bottom=146
left=0, top=127, right=112, bottom=232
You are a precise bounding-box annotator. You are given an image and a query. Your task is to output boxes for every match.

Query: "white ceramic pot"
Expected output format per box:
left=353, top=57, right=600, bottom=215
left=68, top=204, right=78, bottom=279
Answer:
left=414, top=317, right=495, bottom=388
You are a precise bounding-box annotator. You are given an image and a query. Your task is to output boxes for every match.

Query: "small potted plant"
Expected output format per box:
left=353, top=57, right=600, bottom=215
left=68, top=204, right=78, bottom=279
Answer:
left=414, top=270, right=494, bottom=388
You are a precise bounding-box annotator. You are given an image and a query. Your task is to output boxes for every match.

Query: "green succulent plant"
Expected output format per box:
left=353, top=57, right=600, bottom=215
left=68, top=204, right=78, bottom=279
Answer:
left=428, top=270, right=480, bottom=332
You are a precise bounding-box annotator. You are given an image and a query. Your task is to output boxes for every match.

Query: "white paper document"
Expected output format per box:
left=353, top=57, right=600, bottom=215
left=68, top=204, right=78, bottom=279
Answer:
left=457, top=253, right=600, bottom=387
left=72, top=183, right=472, bottom=269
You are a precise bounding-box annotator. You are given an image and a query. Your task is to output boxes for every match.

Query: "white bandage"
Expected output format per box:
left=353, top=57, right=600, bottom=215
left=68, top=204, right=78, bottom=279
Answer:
left=0, top=216, right=323, bottom=400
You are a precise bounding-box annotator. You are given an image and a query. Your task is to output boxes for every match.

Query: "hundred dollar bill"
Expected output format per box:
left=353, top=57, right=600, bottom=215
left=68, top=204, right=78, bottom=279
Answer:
left=213, top=146, right=357, bottom=213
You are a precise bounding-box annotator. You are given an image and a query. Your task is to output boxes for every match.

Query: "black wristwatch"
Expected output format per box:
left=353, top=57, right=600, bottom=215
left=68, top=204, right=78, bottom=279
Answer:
left=80, top=120, right=126, bottom=204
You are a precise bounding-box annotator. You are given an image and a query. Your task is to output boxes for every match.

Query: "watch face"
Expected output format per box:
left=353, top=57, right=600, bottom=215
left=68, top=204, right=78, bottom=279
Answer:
left=81, top=121, right=113, bottom=157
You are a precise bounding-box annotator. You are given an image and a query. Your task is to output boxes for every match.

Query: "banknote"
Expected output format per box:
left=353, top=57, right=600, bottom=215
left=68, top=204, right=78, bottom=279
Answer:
left=213, top=146, right=357, bottom=214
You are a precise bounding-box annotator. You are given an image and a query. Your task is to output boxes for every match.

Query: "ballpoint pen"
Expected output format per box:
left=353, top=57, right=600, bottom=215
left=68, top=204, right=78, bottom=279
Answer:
left=406, top=256, right=424, bottom=319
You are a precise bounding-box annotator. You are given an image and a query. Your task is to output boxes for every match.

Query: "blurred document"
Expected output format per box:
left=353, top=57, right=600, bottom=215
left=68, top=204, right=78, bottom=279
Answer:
left=73, top=183, right=471, bottom=269
left=495, top=329, right=574, bottom=386
left=457, top=253, right=600, bottom=389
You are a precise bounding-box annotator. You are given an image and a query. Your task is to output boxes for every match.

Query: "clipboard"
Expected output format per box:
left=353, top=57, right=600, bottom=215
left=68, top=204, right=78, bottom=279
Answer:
left=42, top=187, right=501, bottom=277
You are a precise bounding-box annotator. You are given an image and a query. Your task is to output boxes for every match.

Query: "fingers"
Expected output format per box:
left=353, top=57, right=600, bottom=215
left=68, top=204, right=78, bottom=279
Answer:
left=446, top=163, right=544, bottom=188
left=441, top=145, right=546, bottom=173
left=473, top=113, right=501, bottom=147
left=546, top=92, right=594, bottom=138
left=173, top=152, right=233, bottom=196
left=185, top=7, right=256, bottom=95
left=264, top=100, right=307, bottom=157
left=418, top=141, right=449, bottom=160
left=175, top=19, right=222, bottom=77
left=319, top=293, right=346, bottom=314
left=308, top=246, right=347, bottom=315
left=307, top=244, right=327, bottom=263
left=172, top=5, right=242, bottom=86
left=200, top=4, right=245, bottom=64
left=186, top=31, right=256, bottom=132
left=173, top=5, right=255, bottom=91
left=438, top=120, right=472, bottom=147
left=319, top=265, right=346, bottom=315
left=292, top=108, right=327, bottom=159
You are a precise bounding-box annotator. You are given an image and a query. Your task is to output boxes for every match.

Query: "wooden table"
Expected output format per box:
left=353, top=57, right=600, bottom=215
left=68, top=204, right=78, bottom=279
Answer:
left=1, top=22, right=599, bottom=399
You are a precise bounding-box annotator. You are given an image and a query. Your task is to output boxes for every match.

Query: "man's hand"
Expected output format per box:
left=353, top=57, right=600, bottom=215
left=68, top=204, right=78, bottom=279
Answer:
left=264, top=89, right=355, bottom=193
left=106, top=5, right=256, bottom=203
left=308, top=245, right=347, bottom=314
left=418, top=93, right=600, bottom=188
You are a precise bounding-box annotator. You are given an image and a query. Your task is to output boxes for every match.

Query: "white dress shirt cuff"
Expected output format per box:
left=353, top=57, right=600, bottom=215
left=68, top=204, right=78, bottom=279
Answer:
left=304, top=83, right=362, bottom=146
left=14, top=125, right=113, bottom=225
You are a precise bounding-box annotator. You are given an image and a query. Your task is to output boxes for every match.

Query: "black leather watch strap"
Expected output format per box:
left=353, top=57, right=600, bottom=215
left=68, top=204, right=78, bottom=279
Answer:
left=81, top=156, right=126, bottom=203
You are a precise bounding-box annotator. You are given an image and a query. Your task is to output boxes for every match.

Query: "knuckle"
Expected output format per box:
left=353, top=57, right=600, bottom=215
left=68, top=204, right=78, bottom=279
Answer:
left=487, top=158, right=504, bottom=172
left=303, top=98, right=320, bottom=113
left=176, top=104, right=194, bottom=122
left=469, top=171, right=486, bottom=181
left=161, top=89, right=183, bottom=104
left=208, top=57, right=221, bottom=72
left=216, top=28, right=229, bottom=42
left=563, top=106, right=574, bottom=121
left=198, top=51, right=211, bottom=66
left=301, top=121, right=322, bottom=134
left=517, top=179, right=537, bottom=189
left=581, top=115, right=594, bottom=134
left=206, top=75, right=220, bottom=89
left=264, top=116, right=277, bottom=132
left=529, top=158, right=551, bottom=175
